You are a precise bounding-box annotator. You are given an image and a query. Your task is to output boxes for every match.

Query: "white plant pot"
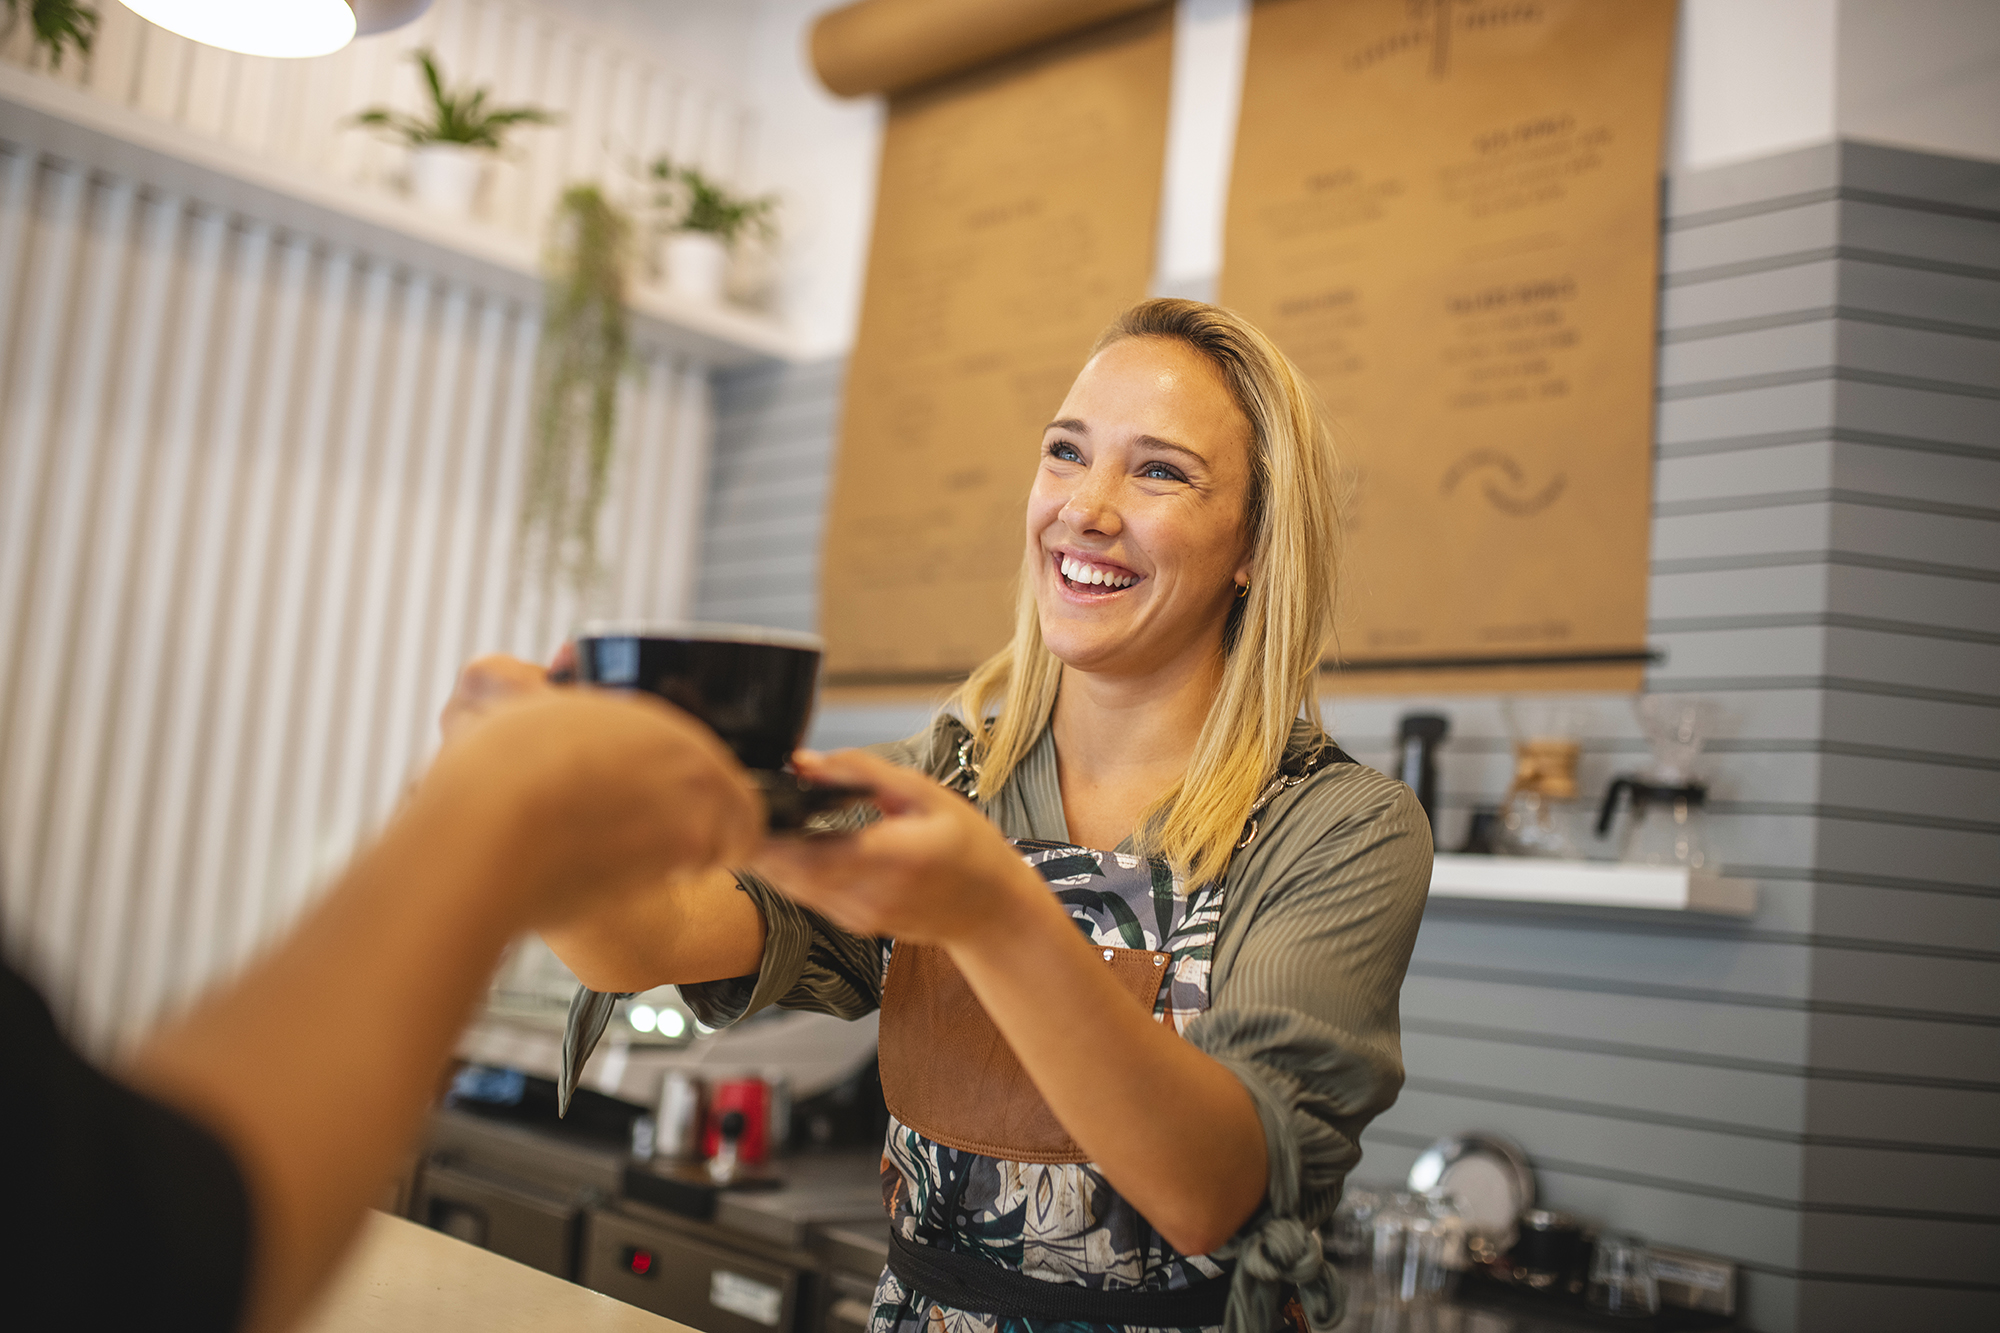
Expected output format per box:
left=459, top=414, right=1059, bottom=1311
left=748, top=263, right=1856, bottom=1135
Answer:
left=407, top=143, right=486, bottom=218
left=664, top=231, right=730, bottom=304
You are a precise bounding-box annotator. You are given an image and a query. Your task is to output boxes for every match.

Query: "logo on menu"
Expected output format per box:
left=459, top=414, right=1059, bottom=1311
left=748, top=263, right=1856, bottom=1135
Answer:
left=1347, top=1, right=1547, bottom=79
left=1439, top=448, right=1567, bottom=517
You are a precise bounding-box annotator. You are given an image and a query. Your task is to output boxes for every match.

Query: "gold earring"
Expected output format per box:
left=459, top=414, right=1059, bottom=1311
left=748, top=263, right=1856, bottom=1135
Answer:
left=1235, top=582, right=1250, bottom=599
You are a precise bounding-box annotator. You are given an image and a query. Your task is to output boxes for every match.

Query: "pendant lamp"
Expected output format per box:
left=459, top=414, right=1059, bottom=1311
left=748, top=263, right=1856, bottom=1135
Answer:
left=117, top=0, right=433, bottom=59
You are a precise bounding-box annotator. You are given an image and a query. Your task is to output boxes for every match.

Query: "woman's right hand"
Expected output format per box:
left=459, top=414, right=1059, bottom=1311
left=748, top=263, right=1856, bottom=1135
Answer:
left=440, top=644, right=575, bottom=745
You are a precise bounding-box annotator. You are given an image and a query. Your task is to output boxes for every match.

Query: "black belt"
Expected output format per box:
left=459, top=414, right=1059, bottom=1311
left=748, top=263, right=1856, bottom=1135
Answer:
left=886, top=1231, right=1235, bottom=1326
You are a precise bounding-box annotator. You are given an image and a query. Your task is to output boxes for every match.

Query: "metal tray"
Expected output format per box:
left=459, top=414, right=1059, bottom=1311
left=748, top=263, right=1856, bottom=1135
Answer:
left=1407, top=1131, right=1537, bottom=1248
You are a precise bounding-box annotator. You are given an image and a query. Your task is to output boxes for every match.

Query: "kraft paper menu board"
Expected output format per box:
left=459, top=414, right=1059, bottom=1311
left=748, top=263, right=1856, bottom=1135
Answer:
left=1222, top=0, right=1676, bottom=693
left=821, top=8, right=1173, bottom=684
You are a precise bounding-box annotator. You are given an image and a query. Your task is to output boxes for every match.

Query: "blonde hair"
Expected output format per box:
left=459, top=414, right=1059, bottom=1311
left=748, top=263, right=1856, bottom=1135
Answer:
left=947, top=299, right=1346, bottom=884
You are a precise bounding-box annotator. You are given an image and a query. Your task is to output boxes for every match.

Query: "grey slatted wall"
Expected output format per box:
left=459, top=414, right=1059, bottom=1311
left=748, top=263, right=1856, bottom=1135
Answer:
left=697, top=356, right=846, bottom=636
left=1339, top=141, right=2000, bottom=1331
left=1778, top=143, right=1998, bottom=1327
left=694, top=140, right=1999, bottom=1332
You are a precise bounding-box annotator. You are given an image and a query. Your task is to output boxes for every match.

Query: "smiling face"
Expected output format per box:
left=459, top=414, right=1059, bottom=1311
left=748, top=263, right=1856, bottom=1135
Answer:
left=1028, top=336, right=1256, bottom=682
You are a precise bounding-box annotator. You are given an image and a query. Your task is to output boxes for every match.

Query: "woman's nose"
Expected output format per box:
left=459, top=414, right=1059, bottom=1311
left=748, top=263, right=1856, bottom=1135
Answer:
left=1058, top=466, right=1121, bottom=536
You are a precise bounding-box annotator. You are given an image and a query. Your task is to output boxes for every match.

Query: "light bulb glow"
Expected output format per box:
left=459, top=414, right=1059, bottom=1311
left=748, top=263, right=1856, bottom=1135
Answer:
left=627, top=1004, right=657, bottom=1034
left=656, top=1008, right=686, bottom=1039
left=119, top=0, right=356, bottom=59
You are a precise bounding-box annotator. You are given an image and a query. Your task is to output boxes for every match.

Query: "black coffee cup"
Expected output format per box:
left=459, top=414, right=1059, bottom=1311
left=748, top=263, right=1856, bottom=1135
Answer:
left=569, top=621, right=864, bottom=831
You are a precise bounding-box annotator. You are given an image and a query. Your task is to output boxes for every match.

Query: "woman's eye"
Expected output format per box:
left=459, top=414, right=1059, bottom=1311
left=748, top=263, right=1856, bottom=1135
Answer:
left=1047, top=440, right=1082, bottom=463
left=1141, top=462, right=1185, bottom=482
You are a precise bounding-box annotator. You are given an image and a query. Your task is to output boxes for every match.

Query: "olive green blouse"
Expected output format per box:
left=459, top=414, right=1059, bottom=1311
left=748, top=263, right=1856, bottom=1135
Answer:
left=680, top=714, right=1432, bottom=1327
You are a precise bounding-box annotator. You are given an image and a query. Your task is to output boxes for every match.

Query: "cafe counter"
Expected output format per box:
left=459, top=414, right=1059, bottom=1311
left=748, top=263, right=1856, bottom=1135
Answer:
left=298, top=1211, right=688, bottom=1333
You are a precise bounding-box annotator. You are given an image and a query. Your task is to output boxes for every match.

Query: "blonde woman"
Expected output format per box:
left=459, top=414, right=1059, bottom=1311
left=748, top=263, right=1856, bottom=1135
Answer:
left=448, top=299, right=1432, bottom=1333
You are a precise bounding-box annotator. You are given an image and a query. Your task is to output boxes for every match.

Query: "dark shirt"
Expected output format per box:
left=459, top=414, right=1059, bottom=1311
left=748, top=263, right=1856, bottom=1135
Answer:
left=2, top=955, right=251, bottom=1332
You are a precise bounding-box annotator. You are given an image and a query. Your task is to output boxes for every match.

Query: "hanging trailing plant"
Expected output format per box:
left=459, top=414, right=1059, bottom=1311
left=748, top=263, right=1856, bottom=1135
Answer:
left=3, top=0, right=97, bottom=70
left=517, top=183, right=633, bottom=604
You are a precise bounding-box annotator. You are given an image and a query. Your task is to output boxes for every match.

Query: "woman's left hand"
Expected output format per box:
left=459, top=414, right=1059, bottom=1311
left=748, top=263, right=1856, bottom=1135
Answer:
left=750, top=749, right=1042, bottom=944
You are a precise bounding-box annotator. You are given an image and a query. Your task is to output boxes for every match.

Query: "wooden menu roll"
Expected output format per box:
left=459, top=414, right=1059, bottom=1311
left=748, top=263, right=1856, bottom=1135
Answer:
left=819, top=7, right=1174, bottom=685
left=1223, top=0, right=1677, bottom=694
left=812, top=0, right=1165, bottom=98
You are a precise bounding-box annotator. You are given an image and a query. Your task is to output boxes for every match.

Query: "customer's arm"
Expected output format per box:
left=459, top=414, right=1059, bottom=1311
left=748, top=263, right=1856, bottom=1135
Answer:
left=124, top=689, right=761, bottom=1333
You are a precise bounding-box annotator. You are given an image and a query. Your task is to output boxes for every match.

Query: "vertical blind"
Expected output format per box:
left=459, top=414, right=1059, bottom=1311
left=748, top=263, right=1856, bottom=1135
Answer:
left=0, top=0, right=744, bottom=1058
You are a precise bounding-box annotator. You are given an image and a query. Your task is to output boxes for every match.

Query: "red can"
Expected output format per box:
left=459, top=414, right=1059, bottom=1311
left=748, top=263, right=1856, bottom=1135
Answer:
left=701, top=1077, right=771, bottom=1164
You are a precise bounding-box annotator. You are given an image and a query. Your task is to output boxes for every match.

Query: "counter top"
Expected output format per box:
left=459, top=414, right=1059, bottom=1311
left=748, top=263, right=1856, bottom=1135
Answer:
left=298, top=1212, right=693, bottom=1333
left=1328, top=1271, right=1734, bottom=1333
left=623, top=1148, right=890, bottom=1250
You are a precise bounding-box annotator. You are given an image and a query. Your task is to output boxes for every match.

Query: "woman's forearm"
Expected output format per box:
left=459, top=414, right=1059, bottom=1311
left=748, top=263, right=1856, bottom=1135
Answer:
left=541, top=865, right=767, bottom=992
left=946, top=867, right=1269, bottom=1256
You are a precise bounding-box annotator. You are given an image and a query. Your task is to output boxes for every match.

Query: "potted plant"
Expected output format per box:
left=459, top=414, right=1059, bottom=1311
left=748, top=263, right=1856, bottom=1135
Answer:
left=517, top=184, right=632, bottom=603
left=2, top=0, right=97, bottom=70
left=351, top=48, right=556, bottom=218
left=647, top=157, right=776, bottom=304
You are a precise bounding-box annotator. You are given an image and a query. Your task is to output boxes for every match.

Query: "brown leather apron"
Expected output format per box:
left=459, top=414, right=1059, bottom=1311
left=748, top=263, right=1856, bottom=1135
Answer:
left=876, top=936, right=1174, bottom=1163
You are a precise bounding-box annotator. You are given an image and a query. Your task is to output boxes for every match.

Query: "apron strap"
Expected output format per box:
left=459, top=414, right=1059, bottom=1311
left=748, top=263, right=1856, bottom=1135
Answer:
left=887, top=1231, right=1236, bottom=1326
left=938, top=715, right=1354, bottom=850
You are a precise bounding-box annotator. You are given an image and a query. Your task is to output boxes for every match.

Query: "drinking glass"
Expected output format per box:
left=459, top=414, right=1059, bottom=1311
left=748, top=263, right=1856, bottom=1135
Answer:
left=1332, top=1184, right=1387, bottom=1265
left=1371, top=1192, right=1430, bottom=1304
left=1586, top=1232, right=1660, bottom=1318
left=1417, top=1192, right=1467, bottom=1300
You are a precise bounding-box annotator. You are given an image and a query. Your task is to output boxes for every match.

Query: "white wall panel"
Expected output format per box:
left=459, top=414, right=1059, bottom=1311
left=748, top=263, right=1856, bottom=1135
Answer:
left=0, top=143, right=716, bottom=1055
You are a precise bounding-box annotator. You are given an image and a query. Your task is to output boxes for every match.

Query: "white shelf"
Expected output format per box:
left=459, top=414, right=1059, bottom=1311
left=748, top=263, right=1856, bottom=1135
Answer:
left=0, top=64, right=797, bottom=368
left=1430, top=852, right=1756, bottom=915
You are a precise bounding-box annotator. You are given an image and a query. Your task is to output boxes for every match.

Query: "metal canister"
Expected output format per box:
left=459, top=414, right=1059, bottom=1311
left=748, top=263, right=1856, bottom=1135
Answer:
left=657, top=1070, right=707, bottom=1161
left=1511, top=1209, right=1584, bottom=1289
left=765, top=1071, right=793, bottom=1155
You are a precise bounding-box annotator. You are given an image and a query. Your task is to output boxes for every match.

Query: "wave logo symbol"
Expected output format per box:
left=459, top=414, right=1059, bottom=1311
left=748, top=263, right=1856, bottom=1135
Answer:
left=1439, top=448, right=1566, bottom=516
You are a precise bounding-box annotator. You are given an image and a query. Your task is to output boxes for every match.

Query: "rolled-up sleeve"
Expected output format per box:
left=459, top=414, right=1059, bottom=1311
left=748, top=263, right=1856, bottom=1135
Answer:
left=678, top=870, right=884, bottom=1025
left=1188, top=773, right=1432, bottom=1231
left=677, top=724, right=957, bottom=1029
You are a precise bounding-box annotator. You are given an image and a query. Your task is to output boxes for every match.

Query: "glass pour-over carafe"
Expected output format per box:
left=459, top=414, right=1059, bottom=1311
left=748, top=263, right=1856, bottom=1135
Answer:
left=1596, top=697, right=1714, bottom=869
left=1497, top=700, right=1586, bottom=858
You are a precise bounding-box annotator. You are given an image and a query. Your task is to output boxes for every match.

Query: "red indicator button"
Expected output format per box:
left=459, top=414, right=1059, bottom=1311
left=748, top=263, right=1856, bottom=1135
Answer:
left=623, top=1246, right=656, bottom=1277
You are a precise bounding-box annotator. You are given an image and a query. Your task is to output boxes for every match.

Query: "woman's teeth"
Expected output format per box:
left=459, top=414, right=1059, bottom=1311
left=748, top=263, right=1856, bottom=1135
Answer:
left=1060, top=555, right=1137, bottom=589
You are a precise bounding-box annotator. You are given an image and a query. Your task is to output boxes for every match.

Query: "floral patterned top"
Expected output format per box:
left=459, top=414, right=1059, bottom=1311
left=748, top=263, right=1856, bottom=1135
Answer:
left=875, top=842, right=1228, bottom=1333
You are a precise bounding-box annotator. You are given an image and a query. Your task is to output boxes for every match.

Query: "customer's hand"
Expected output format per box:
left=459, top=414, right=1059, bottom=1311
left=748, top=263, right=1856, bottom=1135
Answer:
left=420, top=688, right=764, bottom=929
left=439, top=643, right=575, bottom=744
left=751, top=748, right=1040, bottom=945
